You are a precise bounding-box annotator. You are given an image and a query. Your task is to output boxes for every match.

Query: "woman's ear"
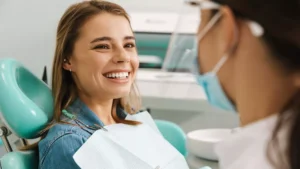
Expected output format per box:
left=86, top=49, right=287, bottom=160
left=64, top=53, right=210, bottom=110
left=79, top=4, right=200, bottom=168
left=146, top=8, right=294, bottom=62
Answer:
left=63, top=58, right=73, bottom=72
left=218, top=5, right=239, bottom=53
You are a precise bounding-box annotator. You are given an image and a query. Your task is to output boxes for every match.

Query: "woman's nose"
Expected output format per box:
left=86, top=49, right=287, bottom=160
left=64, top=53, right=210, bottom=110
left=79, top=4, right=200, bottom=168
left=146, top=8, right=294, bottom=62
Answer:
left=113, top=49, right=130, bottom=64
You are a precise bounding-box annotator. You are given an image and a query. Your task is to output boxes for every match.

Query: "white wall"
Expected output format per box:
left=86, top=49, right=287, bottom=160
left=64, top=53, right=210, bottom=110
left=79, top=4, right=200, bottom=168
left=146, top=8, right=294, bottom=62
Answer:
left=0, top=0, right=185, bottom=81
left=0, top=0, right=84, bottom=80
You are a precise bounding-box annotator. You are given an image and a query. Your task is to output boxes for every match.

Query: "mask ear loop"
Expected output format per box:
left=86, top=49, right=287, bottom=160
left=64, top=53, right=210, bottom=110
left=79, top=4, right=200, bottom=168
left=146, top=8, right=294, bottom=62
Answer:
left=211, top=12, right=240, bottom=74
left=197, top=10, right=224, bottom=74
left=197, top=11, right=223, bottom=42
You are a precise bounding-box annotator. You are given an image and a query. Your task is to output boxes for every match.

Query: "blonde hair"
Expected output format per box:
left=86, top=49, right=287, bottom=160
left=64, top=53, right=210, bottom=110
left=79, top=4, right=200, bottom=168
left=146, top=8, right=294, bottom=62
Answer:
left=20, top=0, right=141, bottom=151
left=52, top=0, right=141, bottom=125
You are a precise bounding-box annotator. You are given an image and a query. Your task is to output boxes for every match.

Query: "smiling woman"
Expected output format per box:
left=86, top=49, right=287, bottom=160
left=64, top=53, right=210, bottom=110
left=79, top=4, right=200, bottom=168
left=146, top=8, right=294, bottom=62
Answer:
left=60, top=10, right=140, bottom=113
left=36, top=1, right=146, bottom=169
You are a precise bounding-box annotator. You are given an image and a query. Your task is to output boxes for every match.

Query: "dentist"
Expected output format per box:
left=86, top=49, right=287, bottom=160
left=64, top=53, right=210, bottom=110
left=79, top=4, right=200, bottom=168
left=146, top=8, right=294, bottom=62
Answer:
left=167, top=0, right=300, bottom=168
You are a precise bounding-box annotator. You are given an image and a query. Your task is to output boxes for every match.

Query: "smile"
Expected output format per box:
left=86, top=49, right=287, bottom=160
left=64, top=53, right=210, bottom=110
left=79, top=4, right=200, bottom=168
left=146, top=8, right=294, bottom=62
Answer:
left=103, top=72, right=130, bottom=79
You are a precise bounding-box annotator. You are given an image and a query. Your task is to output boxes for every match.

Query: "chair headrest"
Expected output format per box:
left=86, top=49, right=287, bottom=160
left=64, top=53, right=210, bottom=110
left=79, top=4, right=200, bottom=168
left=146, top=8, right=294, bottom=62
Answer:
left=0, top=58, right=53, bottom=139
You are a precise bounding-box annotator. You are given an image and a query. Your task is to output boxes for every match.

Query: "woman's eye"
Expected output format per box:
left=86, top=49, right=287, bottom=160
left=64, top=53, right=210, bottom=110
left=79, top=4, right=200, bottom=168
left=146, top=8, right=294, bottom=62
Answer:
left=124, top=43, right=135, bottom=48
left=94, top=44, right=110, bottom=49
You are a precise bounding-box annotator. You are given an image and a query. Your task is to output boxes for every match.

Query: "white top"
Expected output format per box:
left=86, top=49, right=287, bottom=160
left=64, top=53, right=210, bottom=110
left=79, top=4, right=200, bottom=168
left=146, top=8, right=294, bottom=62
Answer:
left=215, top=114, right=289, bottom=169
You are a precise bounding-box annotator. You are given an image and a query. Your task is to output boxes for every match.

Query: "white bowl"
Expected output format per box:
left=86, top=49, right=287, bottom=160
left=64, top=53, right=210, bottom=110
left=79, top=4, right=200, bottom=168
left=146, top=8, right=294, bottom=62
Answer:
left=186, top=128, right=232, bottom=161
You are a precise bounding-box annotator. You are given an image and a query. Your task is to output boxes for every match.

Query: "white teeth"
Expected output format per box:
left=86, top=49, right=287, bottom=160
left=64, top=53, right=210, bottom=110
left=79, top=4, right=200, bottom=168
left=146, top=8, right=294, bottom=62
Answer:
left=105, top=72, right=129, bottom=79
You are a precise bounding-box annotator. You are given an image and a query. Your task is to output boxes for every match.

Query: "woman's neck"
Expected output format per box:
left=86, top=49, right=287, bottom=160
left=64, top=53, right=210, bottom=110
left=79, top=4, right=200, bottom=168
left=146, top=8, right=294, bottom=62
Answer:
left=79, top=94, right=116, bottom=125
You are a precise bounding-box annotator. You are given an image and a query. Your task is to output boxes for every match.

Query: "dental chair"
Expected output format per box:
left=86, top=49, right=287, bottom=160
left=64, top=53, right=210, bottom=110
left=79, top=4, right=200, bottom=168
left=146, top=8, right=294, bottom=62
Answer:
left=0, top=58, right=53, bottom=169
left=155, top=120, right=187, bottom=157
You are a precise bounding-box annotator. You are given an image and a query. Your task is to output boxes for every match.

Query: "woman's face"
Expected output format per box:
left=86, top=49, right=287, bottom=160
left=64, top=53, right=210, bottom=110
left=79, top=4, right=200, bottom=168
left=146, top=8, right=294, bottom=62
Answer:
left=64, top=13, right=139, bottom=100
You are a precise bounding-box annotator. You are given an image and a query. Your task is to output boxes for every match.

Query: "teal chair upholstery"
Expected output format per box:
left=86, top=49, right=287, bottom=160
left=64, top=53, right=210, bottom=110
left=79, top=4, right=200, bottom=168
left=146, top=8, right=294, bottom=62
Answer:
left=155, top=120, right=187, bottom=157
left=0, top=151, right=38, bottom=169
left=0, top=58, right=54, bottom=169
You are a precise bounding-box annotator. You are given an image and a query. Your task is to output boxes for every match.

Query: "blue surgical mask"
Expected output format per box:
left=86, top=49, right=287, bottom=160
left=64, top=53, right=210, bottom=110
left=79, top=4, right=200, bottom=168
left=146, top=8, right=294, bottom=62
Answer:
left=194, top=55, right=236, bottom=112
left=193, top=11, right=236, bottom=112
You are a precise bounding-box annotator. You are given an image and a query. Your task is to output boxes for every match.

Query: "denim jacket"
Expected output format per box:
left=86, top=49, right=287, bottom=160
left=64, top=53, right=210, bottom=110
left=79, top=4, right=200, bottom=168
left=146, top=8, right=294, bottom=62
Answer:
left=38, top=99, right=127, bottom=169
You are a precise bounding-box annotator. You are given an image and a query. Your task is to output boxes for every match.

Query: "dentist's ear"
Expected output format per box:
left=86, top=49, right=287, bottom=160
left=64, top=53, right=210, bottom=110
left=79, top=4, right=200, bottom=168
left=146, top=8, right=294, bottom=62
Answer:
left=218, top=5, right=239, bottom=53
left=63, top=58, right=73, bottom=72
